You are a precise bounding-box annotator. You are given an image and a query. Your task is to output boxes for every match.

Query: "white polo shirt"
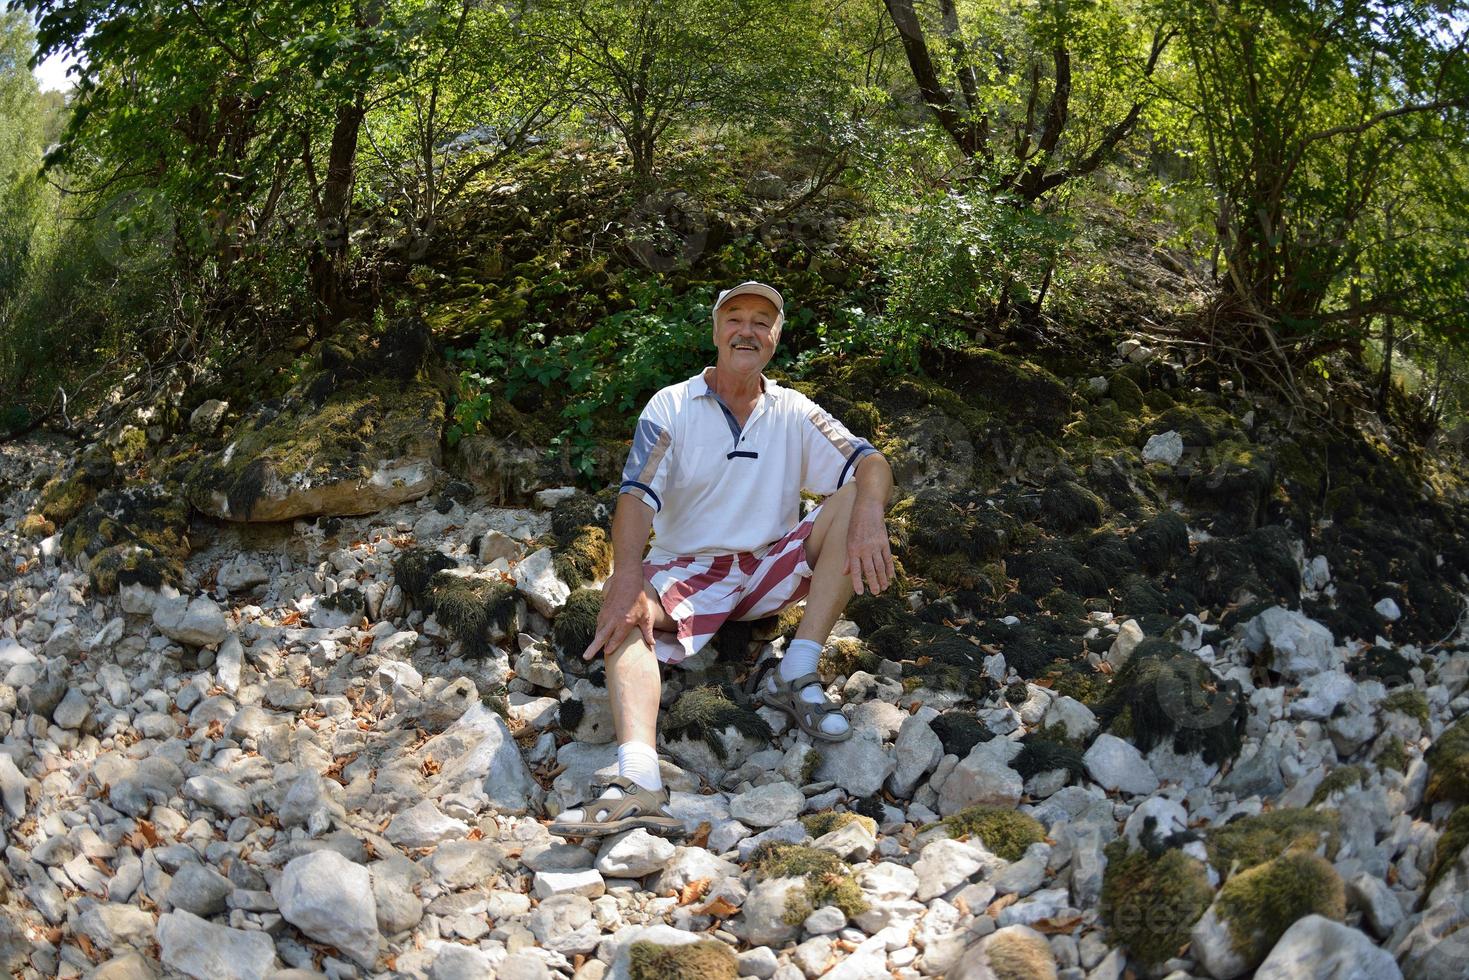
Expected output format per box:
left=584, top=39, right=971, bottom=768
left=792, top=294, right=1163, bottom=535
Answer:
left=620, top=367, right=879, bottom=560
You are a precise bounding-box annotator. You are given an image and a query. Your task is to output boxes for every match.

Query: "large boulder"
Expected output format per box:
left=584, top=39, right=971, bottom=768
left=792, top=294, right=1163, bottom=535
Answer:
left=184, top=319, right=445, bottom=521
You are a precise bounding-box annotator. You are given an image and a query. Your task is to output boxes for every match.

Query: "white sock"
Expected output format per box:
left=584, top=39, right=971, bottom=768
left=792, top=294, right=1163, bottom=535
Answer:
left=617, top=740, right=663, bottom=792
left=770, top=639, right=849, bottom=737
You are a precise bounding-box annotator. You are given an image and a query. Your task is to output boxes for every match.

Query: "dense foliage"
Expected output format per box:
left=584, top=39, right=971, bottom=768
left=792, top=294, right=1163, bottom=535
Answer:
left=1, top=0, right=1466, bottom=441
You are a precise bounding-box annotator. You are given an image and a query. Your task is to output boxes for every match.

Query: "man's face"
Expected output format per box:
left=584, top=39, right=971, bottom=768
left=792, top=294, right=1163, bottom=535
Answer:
left=713, top=295, right=782, bottom=374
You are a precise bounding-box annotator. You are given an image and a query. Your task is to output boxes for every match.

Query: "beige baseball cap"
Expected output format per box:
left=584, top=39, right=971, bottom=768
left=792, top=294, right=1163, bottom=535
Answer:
left=713, top=280, right=784, bottom=322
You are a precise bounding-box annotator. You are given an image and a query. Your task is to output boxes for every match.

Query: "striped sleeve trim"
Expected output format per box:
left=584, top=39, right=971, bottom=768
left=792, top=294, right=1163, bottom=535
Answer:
left=838, top=445, right=879, bottom=487
left=620, top=480, right=661, bottom=512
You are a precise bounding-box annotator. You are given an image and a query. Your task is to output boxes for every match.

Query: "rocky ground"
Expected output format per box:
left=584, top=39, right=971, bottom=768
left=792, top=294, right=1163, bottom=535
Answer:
left=3, top=411, right=1469, bottom=980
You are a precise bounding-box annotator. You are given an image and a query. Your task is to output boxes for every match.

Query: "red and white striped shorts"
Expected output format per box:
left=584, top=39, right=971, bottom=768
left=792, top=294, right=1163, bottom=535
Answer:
left=641, top=504, right=822, bottom=665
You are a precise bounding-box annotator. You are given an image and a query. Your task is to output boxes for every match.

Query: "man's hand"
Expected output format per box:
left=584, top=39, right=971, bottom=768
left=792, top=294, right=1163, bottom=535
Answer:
left=844, top=499, right=895, bottom=596
left=583, top=569, right=659, bottom=660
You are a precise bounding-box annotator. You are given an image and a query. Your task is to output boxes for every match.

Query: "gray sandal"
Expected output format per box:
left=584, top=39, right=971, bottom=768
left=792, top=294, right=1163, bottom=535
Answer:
left=758, top=669, right=854, bottom=743
left=549, top=775, right=686, bottom=839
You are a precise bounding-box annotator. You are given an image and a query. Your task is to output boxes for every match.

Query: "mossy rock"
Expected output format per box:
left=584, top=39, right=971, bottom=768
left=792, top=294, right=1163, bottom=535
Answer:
left=819, top=638, right=879, bottom=680
left=1092, top=639, right=1245, bottom=767
left=183, top=318, right=445, bottom=522
left=1382, top=688, right=1430, bottom=729
left=426, top=571, right=518, bottom=656
left=1007, top=545, right=1109, bottom=601
left=392, top=547, right=457, bottom=606
left=930, top=711, right=993, bottom=758
left=1426, top=716, right=1469, bottom=806
left=1310, top=765, right=1368, bottom=805
left=1127, top=511, right=1189, bottom=575
left=1427, top=806, right=1469, bottom=894
left=553, top=588, right=603, bottom=658
left=1106, top=372, right=1145, bottom=412
left=1099, top=843, right=1213, bottom=968
left=553, top=526, right=613, bottom=588
left=801, top=811, right=878, bottom=839
left=918, top=345, right=1074, bottom=436
left=1038, top=480, right=1105, bottom=533
left=1214, top=851, right=1346, bottom=966
left=36, top=442, right=115, bottom=526
left=1013, top=739, right=1086, bottom=784
left=18, top=513, right=55, bottom=538
left=1206, top=808, right=1340, bottom=875
left=627, top=940, right=738, bottom=980
left=905, top=631, right=1002, bottom=697
left=944, top=805, right=1045, bottom=861
left=750, top=842, right=867, bottom=923
left=663, top=685, right=772, bottom=762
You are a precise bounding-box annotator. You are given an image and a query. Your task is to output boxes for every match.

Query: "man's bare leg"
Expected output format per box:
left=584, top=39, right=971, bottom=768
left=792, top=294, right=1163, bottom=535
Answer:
left=604, top=588, right=672, bottom=748
left=554, top=586, right=673, bottom=829
left=796, top=480, right=860, bottom=644
left=760, top=481, right=860, bottom=737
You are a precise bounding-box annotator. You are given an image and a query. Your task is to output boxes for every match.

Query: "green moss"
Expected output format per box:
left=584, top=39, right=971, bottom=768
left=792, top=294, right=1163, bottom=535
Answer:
left=1215, top=852, right=1345, bottom=964
left=18, top=513, right=54, bottom=538
left=663, top=686, right=772, bottom=762
left=1092, top=639, right=1245, bottom=766
left=181, top=323, right=445, bottom=522
left=1383, top=688, right=1430, bottom=729
left=1310, top=765, right=1367, bottom=805
left=111, top=425, right=150, bottom=466
left=553, top=526, right=612, bottom=587
left=818, top=638, right=879, bottom=679
left=550, top=491, right=611, bottom=540
left=930, top=712, right=993, bottom=758
left=1099, top=843, right=1213, bottom=968
left=627, top=940, right=738, bottom=980
left=800, top=749, right=822, bottom=785
left=1427, top=716, right=1469, bottom=805
left=944, top=806, right=1045, bottom=861
left=553, top=588, right=602, bottom=656
left=1013, top=739, right=1086, bottom=784
left=1206, top=808, right=1340, bottom=875
left=1107, top=372, right=1145, bottom=412
left=1427, top=806, right=1469, bottom=893
left=983, top=925, right=1064, bottom=980
left=427, top=572, right=518, bottom=657
left=801, top=811, right=878, bottom=839
left=1038, top=480, right=1105, bottom=532
left=86, top=542, right=184, bottom=595
left=1376, top=735, right=1409, bottom=774
left=762, top=842, right=868, bottom=925
left=392, top=547, right=457, bottom=605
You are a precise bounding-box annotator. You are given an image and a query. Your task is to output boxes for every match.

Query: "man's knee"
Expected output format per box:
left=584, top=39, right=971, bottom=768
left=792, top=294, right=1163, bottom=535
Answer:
left=806, top=481, right=859, bottom=566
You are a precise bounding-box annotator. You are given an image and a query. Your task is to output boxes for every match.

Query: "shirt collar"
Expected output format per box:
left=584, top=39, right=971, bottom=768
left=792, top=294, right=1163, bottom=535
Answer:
left=694, top=366, right=777, bottom=399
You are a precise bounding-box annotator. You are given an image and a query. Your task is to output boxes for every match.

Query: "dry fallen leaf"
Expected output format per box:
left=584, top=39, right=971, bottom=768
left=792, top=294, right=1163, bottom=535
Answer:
left=687, top=821, right=711, bottom=849
left=986, top=893, right=1019, bottom=917
left=697, top=895, right=741, bottom=918
left=679, top=878, right=711, bottom=906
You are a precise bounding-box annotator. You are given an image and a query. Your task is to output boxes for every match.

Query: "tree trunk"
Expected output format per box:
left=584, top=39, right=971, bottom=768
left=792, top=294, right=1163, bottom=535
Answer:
left=310, top=92, right=367, bottom=329
left=1376, top=314, right=1395, bottom=416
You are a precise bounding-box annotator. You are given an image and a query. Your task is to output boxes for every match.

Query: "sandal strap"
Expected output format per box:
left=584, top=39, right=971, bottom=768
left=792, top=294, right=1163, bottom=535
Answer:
left=774, top=672, right=843, bottom=718
left=783, top=671, right=824, bottom=693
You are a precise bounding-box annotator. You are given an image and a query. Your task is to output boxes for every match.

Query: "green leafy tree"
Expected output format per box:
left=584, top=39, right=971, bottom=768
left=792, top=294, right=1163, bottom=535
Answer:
left=0, top=9, right=46, bottom=302
left=357, top=0, right=570, bottom=259
left=1167, top=0, right=1469, bottom=367
left=879, top=0, right=1171, bottom=321
left=532, top=0, right=817, bottom=179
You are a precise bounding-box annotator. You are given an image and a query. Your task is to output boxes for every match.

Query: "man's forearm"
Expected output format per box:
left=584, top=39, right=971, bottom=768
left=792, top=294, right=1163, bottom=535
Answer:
left=853, top=453, right=894, bottom=512
left=609, top=493, right=656, bottom=578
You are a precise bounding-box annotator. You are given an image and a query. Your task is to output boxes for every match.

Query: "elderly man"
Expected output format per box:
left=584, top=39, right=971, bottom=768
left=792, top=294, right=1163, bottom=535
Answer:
left=550, top=281, right=895, bottom=838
